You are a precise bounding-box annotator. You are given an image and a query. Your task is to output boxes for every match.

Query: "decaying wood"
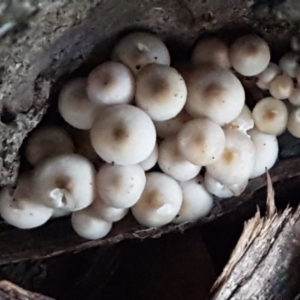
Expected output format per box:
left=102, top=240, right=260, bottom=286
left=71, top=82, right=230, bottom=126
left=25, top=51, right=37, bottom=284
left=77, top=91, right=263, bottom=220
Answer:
left=0, top=157, right=299, bottom=266
left=211, top=173, right=300, bottom=300
left=0, top=280, right=53, bottom=300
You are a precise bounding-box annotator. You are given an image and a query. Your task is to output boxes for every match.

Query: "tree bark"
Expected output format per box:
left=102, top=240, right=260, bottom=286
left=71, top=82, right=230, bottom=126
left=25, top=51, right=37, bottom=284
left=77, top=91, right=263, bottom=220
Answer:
left=211, top=173, right=300, bottom=300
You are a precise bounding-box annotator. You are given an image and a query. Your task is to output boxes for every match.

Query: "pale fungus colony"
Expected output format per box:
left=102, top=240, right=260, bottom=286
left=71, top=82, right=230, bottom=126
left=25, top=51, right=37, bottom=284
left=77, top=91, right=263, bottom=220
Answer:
left=2, top=31, right=300, bottom=240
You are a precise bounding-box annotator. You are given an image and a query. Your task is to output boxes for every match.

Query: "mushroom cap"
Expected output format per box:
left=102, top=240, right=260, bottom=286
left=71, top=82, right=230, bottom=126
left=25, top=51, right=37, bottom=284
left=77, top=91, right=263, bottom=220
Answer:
left=204, top=172, right=248, bottom=198
left=139, top=144, right=158, bottom=171
left=25, top=126, right=74, bottom=166
left=0, top=188, right=53, bottom=229
left=256, top=62, right=280, bottom=90
left=191, top=37, right=230, bottom=68
left=177, top=118, right=226, bottom=166
left=279, top=52, right=299, bottom=78
left=287, top=107, right=300, bottom=138
left=248, top=128, right=278, bottom=179
left=58, top=78, right=98, bottom=130
left=185, top=65, right=245, bottom=125
left=206, top=128, right=256, bottom=185
left=289, top=86, right=300, bottom=106
left=229, top=35, right=270, bottom=76
left=86, top=61, right=135, bottom=106
left=173, top=177, right=213, bottom=224
left=90, top=104, right=156, bottom=165
left=33, top=154, right=96, bottom=211
left=131, top=172, right=183, bottom=227
left=91, top=197, right=129, bottom=222
left=154, top=110, right=192, bottom=139
left=96, top=163, right=146, bottom=209
left=252, top=97, right=288, bottom=136
left=269, top=74, right=294, bottom=100
left=224, top=105, right=254, bottom=134
left=111, top=31, right=170, bottom=75
left=158, top=136, right=201, bottom=181
left=71, top=207, right=112, bottom=240
left=135, top=64, right=187, bottom=121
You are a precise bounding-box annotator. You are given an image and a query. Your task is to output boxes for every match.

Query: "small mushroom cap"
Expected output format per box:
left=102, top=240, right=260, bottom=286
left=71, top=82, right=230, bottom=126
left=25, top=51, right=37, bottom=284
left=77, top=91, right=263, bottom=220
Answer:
left=229, top=35, right=270, bottom=76
left=139, top=144, right=158, bottom=171
left=191, top=37, right=230, bottom=68
left=173, top=177, right=213, bottom=224
left=269, top=74, right=294, bottom=100
left=90, top=104, right=156, bottom=165
left=279, top=52, right=299, bottom=78
left=289, top=86, right=300, bottom=106
left=96, top=163, right=146, bottom=209
left=90, top=197, right=129, bottom=222
left=206, top=128, right=256, bottom=185
left=177, top=118, right=226, bottom=166
left=71, top=207, right=112, bottom=240
left=131, top=172, right=183, bottom=227
left=25, top=126, right=74, bottom=166
left=33, top=154, right=96, bottom=211
left=111, top=31, right=170, bottom=75
left=158, top=136, right=201, bottom=181
left=287, top=107, right=300, bottom=138
left=204, top=172, right=248, bottom=198
left=86, top=61, right=135, bottom=106
left=185, top=66, right=245, bottom=125
left=0, top=188, right=53, bottom=229
left=135, top=64, right=187, bottom=121
left=224, top=105, right=254, bottom=134
left=256, top=62, right=280, bottom=90
left=248, top=128, right=278, bottom=179
left=252, top=97, right=288, bottom=136
left=58, top=78, right=98, bottom=130
left=154, top=110, right=192, bottom=139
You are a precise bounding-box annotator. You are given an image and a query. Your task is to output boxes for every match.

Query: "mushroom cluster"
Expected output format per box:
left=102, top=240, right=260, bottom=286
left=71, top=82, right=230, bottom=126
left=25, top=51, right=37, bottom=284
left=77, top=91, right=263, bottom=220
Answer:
left=1, top=31, right=297, bottom=240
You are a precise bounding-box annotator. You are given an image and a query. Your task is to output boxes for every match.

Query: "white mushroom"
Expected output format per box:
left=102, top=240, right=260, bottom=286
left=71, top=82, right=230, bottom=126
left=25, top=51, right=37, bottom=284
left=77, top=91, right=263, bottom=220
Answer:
left=173, top=177, right=213, bottom=224
left=33, top=154, right=95, bottom=211
left=86, top=61, right=135, bottom=106
left=131, top=172, right=183, bottom=227
left=139, top=144, right=158, bottom=171
left=135, top=64, right=187, bottom=121
left=71, top=207, right=112, bottom=240
left=229, top=35, right=270, bottom=76
left=252, top=97, right=288, bottom=136
left=0, top=183, right=53, bottom=229
left=191, top=37, right=230, bottom=68
left=269, top=74, right=294, bottom=100
left=90, top=104, right=156, bottom=165
left=206, top=128, right=256, bottom=185
left=96, top=163, right=146, bottom=209
left=279, top=52, right=299, bottom=78
left=177, top=118, right=226, bottom=166
left=25, top=126, right=74, bottom=166
left=287, top=107, right=300, bottom=138
left=289, top=86, right=300, bottom=106
left=248, top=128, right=278, bottom=179
left=154, top=110, right=192, bottom=139
left=158, top=136, right=201, bottom=181
left=91, top=197, right=128, bottom=222
left=185, top=65, right=245, bottom=126
left=256, top=62, right=280, bottom=90
left=111, top=31, right=170, bottom=75
left=204, top=172, right=248, bottom=198
left=58, top=78, right=98, bottom=130
left=224, top=105, right=254, bottom=134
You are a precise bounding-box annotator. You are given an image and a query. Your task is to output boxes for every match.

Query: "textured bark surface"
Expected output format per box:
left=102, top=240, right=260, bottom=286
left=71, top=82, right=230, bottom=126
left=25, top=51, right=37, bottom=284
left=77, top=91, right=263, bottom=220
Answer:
left=211, top=174, right=300, bottom=300
left=0, top=280, right=53, bottom=300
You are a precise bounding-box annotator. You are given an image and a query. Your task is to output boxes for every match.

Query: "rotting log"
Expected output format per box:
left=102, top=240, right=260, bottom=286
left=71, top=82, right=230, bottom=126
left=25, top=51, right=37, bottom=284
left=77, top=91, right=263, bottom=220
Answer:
left=0, top=280, right=53, bottom=300
left=211, top=173, right=300, bottom=300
